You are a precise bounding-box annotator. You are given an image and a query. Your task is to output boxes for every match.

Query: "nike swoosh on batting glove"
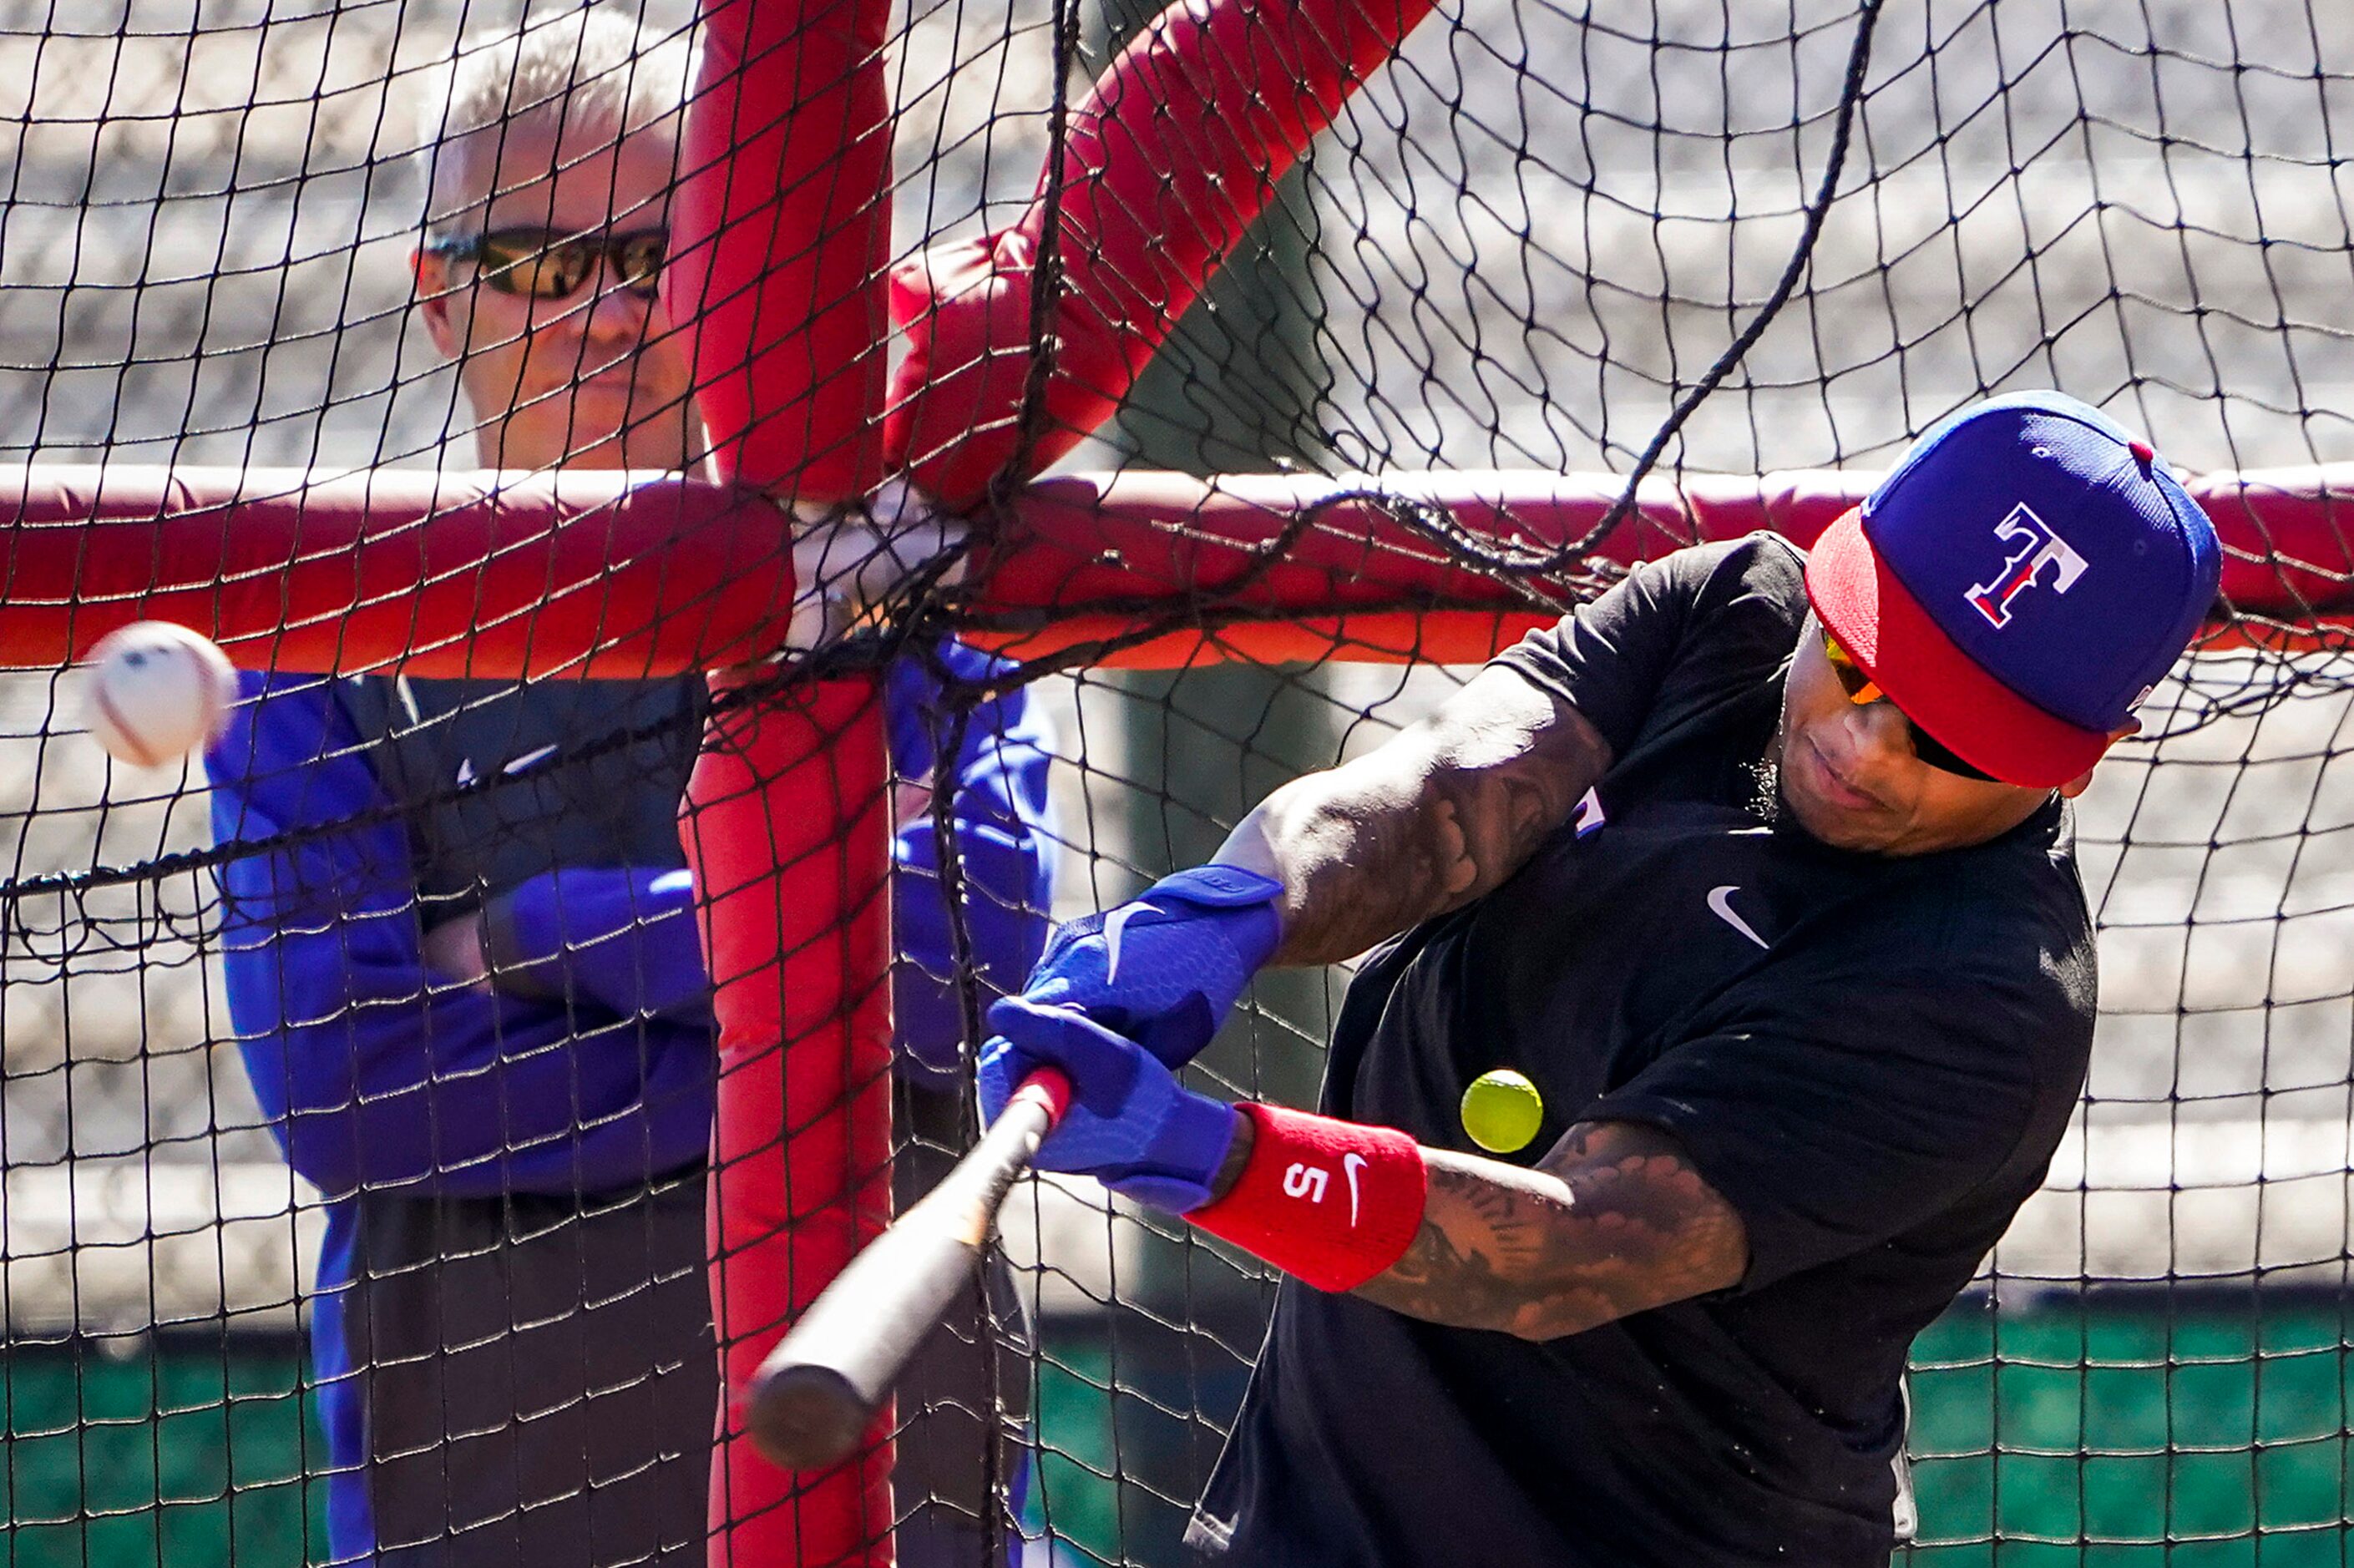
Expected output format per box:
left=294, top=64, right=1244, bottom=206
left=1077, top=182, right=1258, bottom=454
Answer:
left=978, top=997, right=1238, bottom=1213
left=1020, top=863, right=1282, bottom=1070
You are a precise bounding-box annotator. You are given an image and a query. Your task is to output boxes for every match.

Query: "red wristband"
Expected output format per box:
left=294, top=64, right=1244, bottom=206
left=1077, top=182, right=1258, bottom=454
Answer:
left=1187, top=1103, right=1429, bottom=1292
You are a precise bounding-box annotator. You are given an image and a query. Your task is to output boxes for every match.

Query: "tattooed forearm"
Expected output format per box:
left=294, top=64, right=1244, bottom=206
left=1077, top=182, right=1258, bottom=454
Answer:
left=1217, top=665, right=1610, bottom=967
left=1352, top=1123, right=1749, bottom=1342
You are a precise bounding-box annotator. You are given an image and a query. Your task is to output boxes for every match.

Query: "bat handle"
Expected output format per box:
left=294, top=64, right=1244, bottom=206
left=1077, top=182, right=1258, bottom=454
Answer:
left=1006, top=1065, right=1075, bottom=1130
left=743, top=1068, right=1073, bottom=1471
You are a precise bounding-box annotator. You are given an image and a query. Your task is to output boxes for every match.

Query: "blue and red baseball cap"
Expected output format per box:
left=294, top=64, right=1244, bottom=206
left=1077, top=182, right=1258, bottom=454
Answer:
left=1805, top=391, right=2221, bottom=789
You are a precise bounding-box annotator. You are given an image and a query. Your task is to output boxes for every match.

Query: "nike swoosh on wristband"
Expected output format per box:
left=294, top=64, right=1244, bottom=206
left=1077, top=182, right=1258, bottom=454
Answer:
left=1101, top=901, right=1152, bottom=985
left=1343, top=1151, right=1368, bottom=1227
left=1707, top=885, right=1769, bottom=950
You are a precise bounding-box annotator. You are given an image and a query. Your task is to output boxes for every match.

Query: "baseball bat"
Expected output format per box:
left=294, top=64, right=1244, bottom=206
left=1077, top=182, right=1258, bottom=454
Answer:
left=744, top=1068, right=1075, bottom=1471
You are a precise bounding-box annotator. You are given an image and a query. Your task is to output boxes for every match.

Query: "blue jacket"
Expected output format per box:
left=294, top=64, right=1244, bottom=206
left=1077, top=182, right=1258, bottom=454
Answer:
left=208, top=647, right=1052, bottom=1562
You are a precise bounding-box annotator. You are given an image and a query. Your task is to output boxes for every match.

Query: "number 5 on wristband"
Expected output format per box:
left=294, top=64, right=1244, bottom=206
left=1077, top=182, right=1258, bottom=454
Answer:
left=1187, top=1103, right=1429, bottom=1292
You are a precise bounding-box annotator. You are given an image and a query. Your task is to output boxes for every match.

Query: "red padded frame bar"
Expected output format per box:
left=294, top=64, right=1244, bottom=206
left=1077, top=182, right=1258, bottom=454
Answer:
left=966, top=465, right=2354, bottom=665
left=3, top=464, right=2336, bottom=675
left=0, top=467, right=792, bottom=675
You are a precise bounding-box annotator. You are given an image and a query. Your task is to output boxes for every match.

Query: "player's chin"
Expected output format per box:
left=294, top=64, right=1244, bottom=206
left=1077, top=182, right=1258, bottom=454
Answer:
left=1782, top=783, right=1910, bottom=853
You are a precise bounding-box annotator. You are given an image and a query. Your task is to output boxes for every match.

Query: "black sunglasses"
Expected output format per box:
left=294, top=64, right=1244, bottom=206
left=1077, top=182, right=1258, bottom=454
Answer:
left=426, top=227, right=667, bottom=301
left=1819, top=626, right=2002, bottom=783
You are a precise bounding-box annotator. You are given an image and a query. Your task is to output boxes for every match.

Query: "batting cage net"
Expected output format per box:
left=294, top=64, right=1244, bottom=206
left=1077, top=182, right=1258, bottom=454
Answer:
left=3, top=0, right=2351, bottom=1563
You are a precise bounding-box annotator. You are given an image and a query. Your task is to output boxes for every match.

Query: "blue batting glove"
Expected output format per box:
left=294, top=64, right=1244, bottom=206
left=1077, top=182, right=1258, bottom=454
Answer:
left=1021, top=863, right=1283, bottom=1070
left=979, top=997, right=1238, bottom=1212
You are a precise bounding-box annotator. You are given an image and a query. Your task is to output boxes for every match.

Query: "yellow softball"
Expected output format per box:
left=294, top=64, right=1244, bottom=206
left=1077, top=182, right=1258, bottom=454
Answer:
left=1459, top=1069, right=1545, bottom=1155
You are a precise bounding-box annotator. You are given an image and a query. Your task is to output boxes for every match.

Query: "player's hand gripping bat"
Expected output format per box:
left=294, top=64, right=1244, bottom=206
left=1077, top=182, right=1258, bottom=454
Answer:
left=744, top=1069, right=1073, bottom=1471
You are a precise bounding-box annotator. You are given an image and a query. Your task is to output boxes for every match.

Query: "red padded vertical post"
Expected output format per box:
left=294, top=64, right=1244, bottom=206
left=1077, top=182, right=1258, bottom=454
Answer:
left=667, top=0, right=894, bottom=498
left=684, top=675, right=895, bottom=1568
left=669, top=0, right=899, bottom=1562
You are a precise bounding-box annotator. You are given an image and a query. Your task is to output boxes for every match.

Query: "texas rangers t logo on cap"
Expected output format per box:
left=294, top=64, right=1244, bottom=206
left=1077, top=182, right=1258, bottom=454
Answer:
left=1965, top=503, right=2090, bottom=629
left=1806, top=390, right=2221, bottom=787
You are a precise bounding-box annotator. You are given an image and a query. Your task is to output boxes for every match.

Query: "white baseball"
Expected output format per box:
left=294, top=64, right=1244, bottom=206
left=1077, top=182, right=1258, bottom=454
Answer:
left=81, top=621, right=239, bottom=767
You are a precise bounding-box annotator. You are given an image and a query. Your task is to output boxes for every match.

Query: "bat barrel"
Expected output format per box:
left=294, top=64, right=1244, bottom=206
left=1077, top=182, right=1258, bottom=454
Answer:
left=746, top=1363, right=873, bottom=1474
left=745, top=1222, right=985, bottom=1469
left=743, top=1070, right=1073, bottom=1471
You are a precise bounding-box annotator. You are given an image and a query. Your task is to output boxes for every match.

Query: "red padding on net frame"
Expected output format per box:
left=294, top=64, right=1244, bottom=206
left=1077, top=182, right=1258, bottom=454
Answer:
left=0, top=467, right=799, bottom=675
left=684, top=672, right=897, bottom=1568
left=665, top=8, right=900, bottom=1565
left=666, top=0, right=894, bottom=503
left=0, top=463, right=2349, bottom=674
left=959, top=464, right=2354, bottom=666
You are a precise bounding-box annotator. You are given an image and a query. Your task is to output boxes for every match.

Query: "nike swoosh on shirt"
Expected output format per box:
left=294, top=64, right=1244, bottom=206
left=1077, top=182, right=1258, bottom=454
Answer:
left=503, top=743, right=559, bottom=775
left=1343, top=1152, right=1368, bottom=1227
left=1707, top=885, right=1769, bottom=950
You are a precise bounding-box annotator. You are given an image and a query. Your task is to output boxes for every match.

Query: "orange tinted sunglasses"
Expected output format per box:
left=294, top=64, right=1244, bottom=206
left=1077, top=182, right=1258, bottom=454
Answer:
left=1820, top=626, right=2000, bottom=783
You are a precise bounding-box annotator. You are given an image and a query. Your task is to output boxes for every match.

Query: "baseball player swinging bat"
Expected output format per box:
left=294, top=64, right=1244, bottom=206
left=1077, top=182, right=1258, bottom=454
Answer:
left=744, top=1069, right=1074, bottom=1471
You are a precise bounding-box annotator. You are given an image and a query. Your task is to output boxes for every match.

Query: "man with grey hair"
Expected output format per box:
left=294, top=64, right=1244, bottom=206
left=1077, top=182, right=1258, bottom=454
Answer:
left=410, top=10, right=700, bottom=472
left=207, top=11, right=1055, bottom=1565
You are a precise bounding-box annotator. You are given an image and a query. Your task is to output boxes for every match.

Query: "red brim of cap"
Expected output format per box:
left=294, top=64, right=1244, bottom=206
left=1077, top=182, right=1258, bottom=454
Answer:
left=1805, top=507, right=2112, bottom=790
